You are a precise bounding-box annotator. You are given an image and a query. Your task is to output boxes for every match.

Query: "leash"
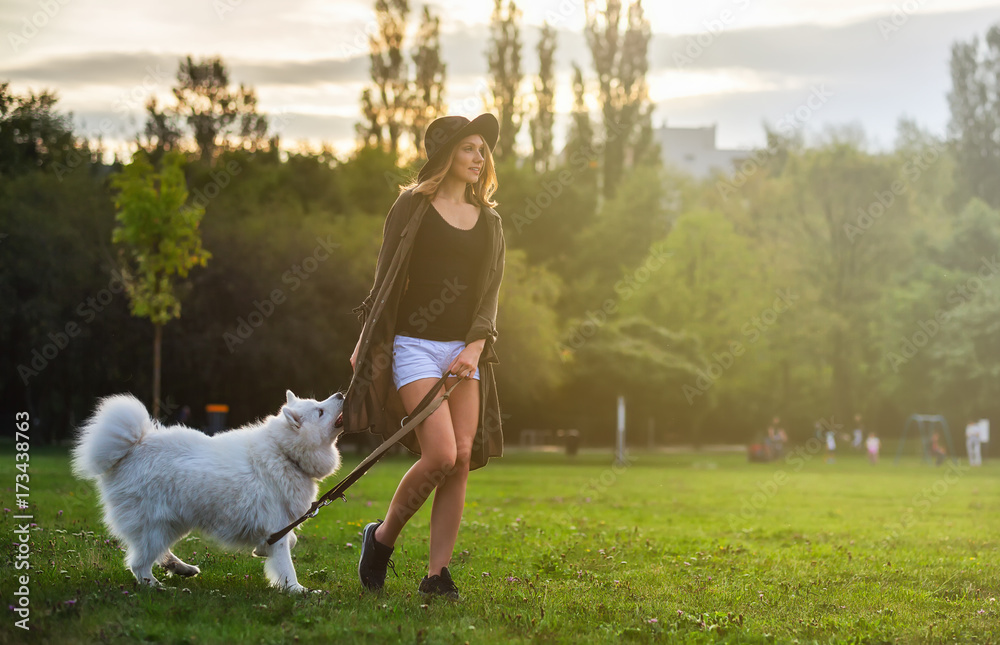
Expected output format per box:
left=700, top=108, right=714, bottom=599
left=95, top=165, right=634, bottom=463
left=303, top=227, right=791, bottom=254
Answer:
left=267, top=372, right=463, bottom=545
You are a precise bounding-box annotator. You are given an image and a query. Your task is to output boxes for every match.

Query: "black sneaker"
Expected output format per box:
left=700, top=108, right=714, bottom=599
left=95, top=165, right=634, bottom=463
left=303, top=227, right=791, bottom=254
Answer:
left=418, top=566, right=460, bottom=601
left=358, top=520, right=396, bottom=592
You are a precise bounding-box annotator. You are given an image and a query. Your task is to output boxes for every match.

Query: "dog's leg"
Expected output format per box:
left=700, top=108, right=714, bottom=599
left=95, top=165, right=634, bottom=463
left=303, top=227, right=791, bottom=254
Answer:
left=253, top=531, right=295, bottom=558
left=127, top=550, right=162, bottom=588
left=161, top=550, right=201, bottom=577
left=263, top=535, right=306, bottom=593
left=125, top=530, right=173, bottom=587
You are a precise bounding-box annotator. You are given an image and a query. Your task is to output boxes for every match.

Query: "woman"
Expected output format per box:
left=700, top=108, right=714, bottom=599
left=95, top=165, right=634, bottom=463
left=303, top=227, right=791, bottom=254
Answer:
left=344, top=113, right=506, bottom=600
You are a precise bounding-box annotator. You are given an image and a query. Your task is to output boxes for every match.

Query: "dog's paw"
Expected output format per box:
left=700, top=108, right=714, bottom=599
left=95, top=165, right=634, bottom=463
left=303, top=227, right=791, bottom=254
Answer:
left=286, top=583, right=308, bottom=594
left=165, top=561, right=201, bottom=577
left=176, top=563, right=200, bottom=577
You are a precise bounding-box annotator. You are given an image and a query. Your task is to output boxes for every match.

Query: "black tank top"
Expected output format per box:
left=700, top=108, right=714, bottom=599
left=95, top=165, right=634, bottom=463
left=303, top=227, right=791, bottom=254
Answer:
left=394, top=203, right=489, bottom=341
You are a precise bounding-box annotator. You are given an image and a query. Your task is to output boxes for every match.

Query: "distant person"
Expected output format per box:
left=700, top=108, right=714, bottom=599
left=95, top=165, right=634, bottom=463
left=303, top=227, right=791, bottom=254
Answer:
left=776, top=426, right=788, bottom=454
left=966, top=419, right=983, bottom=467
left=866, top=432, right=880, bottom=465
left=852, top=414, right=864, bottom=451
left=765, top=416, right=786, bottom=459
left=930, top=430, right=947, bottom=466
left=825, top=427, right=837, bottom=464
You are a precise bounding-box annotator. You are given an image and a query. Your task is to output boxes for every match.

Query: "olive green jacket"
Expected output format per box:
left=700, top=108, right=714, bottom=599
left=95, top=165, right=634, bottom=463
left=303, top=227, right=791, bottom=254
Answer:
left=344, top=188, right=505, bottom=470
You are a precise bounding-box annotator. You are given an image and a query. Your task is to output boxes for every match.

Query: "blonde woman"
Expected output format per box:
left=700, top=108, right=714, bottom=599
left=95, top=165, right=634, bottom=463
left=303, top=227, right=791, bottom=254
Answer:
left=344, top=114, right=506, bottom=600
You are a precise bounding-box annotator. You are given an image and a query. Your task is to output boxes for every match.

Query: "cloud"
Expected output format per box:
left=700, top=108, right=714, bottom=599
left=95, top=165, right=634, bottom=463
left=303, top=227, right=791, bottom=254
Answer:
left=2, top=5, right=996, bottom=153
left=651, top=6, right=998, bottom=81
left=0, top=52, right=371, bottom=88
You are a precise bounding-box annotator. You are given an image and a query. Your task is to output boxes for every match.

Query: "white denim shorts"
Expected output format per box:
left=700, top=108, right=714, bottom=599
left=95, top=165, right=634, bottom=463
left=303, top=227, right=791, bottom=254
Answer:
left=392, top=334, right=480, bottom=390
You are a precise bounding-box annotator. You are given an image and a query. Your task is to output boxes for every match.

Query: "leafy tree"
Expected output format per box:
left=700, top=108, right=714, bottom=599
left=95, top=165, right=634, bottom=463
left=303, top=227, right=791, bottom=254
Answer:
left=140, top=57, right=269, bottom=164
left=560, top=63, right=599, bottom=193
left=493, top=249, right=564, bottom=410
left=140, top=96, right=183, bottom=160
left=409, top=5, right=446, bottom=156
left=530, top=22, right=557, bottom=172
left=487, top=0, right=524, bottom=160
left=583, top=0, right=652, bottom=198
left=0, top=85, right=123, bottom=443
left=947, top=23, right=1000, bottom=209
left=111, top=151, right=211, bottom=416
left=357, top=0, right=411, bottom=155
left=0, top=83, right=89, bottom=178
left=926, top=200, right=1000, bottom=418
left=770, top=139, right=916, bottom=426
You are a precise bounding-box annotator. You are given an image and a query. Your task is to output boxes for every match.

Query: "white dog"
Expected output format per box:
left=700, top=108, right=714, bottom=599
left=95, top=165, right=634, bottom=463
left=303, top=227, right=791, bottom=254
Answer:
left=72, top=390, right=343, bottom=592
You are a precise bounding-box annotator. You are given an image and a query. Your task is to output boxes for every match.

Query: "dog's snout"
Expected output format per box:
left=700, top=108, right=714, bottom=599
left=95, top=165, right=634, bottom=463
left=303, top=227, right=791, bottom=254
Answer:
left=334, top=392, right=344, bottom=401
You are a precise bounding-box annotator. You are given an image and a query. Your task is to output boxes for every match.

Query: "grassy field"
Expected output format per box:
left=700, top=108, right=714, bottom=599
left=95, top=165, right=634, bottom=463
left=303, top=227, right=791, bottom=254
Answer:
left=2, top=446, right=998, bottom=644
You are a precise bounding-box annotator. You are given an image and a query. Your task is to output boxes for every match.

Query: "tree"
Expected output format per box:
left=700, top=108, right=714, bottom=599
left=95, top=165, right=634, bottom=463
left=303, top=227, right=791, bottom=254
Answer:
left=772, top=139, right=916, bottom=426
left=947, top=24, right=1000, bottom=209
left=409, top=5, right=446, bottom=156
left=140, top=96, right=183, bottom=160
left=530, top=22, right=557, bottom=172
left=563, top=63, right=597, bottom=181
left=358, top=0, right=411, bottom=155
left=583, top=0, right=652, bottom=198
left=0, top=83, right=85, bottom=178
left=138, top=57, right=269, bottom=164
left=111, top=151, right=211, bottom=417
left=157, top=56, right=270, bottom=163
left=487, top=0, right=524, bottom=160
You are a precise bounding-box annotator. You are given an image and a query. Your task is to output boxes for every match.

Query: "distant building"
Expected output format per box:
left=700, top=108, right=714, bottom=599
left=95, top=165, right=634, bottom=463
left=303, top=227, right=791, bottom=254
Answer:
left=655, top=123, right=748, bottom=179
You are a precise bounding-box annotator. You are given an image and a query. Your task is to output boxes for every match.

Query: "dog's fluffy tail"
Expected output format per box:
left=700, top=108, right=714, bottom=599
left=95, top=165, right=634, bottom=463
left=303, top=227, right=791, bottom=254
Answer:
left=71, top=394, right=153, bottom=480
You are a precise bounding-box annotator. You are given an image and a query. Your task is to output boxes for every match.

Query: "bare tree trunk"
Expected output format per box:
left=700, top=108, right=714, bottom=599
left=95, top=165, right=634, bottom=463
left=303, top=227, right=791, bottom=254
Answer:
left=153, top=323, right=162, bottom=418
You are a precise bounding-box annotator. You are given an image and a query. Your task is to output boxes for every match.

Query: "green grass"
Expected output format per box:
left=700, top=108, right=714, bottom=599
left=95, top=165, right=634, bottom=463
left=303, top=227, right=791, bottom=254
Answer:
left=2, top=446, right=998, bottom=644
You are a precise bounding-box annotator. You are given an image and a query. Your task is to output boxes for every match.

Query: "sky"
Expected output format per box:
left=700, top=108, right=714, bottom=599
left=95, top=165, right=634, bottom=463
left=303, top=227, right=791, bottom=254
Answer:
left=2, top=0, right=1000, bottom=159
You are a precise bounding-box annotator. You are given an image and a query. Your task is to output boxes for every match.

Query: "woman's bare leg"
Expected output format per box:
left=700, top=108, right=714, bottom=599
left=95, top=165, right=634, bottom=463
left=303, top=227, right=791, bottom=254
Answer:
left=375, top=377, right=457, bottom=547
left=428, top=376, right=479, bottom=576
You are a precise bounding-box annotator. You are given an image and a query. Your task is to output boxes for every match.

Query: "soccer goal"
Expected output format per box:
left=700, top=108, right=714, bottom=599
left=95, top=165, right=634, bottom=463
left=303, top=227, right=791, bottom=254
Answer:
left=894, top=414, right=957, bottom=465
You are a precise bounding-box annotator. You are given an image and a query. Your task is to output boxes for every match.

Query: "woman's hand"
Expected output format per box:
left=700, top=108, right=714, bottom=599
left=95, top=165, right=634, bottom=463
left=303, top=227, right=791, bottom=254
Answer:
left=449, top=338, right=485, bottom=379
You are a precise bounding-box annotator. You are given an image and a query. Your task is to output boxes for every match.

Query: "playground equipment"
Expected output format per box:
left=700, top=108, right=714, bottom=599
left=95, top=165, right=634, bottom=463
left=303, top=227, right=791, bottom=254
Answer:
left=894, top=414, right=957, bottom=465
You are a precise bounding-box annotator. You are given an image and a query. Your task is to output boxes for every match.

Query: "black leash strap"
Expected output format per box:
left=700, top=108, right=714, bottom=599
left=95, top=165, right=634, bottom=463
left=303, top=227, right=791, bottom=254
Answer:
left=267, top=373, right=462, bottom=545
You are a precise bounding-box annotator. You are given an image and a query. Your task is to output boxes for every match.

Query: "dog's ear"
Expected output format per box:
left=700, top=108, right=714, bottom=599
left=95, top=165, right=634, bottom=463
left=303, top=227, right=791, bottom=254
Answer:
left=282, top=405, right=302, bottom=430
left=286, top=390, right=298, bottom=405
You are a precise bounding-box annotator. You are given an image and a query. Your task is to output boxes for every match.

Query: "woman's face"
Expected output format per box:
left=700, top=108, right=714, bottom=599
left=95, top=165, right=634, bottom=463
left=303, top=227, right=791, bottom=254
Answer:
left=448, top=134, right=486, bottom=185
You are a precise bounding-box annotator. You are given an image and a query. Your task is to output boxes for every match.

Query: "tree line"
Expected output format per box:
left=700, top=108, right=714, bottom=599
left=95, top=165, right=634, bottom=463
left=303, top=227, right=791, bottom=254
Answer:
left=2, top=5, right=999, bottom=449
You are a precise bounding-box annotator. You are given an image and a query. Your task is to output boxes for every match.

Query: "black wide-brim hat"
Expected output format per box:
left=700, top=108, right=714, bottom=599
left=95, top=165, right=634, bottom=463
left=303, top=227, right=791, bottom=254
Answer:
left=417, top=113, right=499, bottom=183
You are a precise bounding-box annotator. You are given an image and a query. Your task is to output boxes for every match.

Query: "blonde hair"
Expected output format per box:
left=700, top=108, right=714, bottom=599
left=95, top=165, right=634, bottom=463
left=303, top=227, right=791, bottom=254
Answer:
left=402, top=135, right=499, bottom=208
